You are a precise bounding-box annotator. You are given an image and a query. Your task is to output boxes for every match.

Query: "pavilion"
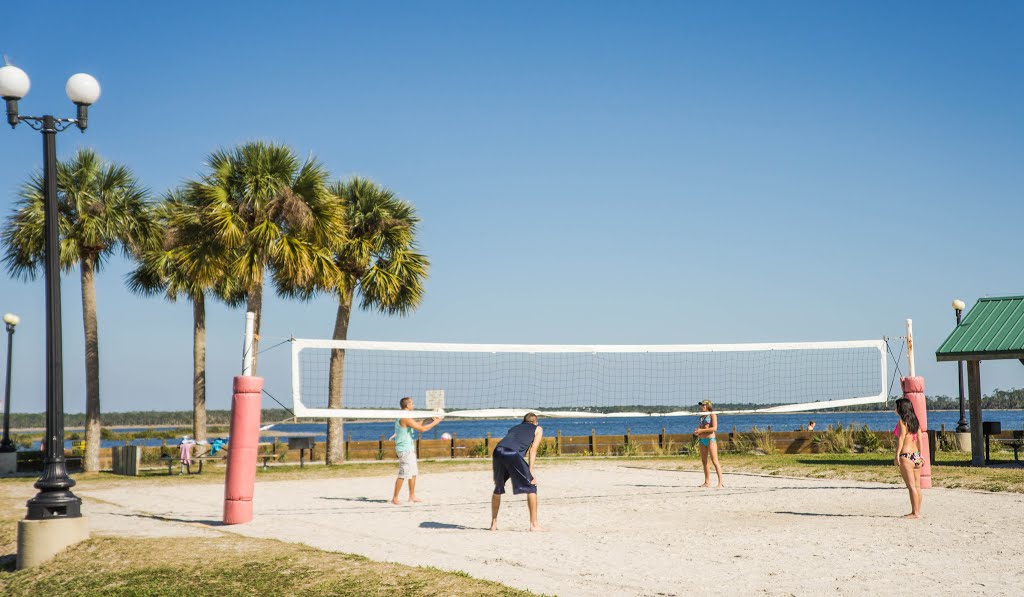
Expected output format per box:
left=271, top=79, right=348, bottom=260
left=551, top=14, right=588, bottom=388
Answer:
left=935, top=295, right=1024, bottom=465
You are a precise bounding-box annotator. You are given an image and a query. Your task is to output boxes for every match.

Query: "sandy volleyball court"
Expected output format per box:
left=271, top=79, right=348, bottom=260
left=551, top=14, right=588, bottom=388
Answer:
left=80, top=461, right=1023, bottom=596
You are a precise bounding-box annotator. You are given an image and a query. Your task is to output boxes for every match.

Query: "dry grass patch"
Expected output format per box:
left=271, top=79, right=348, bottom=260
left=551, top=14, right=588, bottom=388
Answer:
left=0, top=478, right=541, bottom=597
left=0, top=535, right=542, bottom=596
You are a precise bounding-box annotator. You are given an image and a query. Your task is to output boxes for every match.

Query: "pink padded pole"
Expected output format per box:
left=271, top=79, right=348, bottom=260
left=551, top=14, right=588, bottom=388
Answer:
left=901, top=376, right=931, bottom=489
left=224, top=375, right=263, bottom=524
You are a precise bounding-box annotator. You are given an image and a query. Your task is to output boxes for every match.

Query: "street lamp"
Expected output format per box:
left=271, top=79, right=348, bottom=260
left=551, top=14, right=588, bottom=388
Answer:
left=952, top=299, right=968, bottom=433
left=1, top=63, right=100, bottom=519
left=2, top=313, right=20, bottom=452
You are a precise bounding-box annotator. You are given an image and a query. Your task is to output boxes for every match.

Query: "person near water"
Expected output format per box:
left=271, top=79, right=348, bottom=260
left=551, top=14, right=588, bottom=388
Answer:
left=391, top=396, right=443, bottom=505
left=694, top=400, right=724, bottom=488
left=490, top=412, right=546, bottom=531
left=894, top=398, right=924, bottom=519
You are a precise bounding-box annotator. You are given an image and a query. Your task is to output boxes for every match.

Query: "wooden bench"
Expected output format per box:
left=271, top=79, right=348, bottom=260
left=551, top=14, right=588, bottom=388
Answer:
left=159, top=453, right=225, bottom=475
left=991, top=431, right=1024, bottom=462
left=160, top=452, right=282, bottom=474
left=258, top=452, right=284, bottom=470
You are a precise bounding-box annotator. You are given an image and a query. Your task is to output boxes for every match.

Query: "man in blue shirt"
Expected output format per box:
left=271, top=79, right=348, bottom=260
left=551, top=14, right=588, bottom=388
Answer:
left=490, top=412, right=546, bottom=531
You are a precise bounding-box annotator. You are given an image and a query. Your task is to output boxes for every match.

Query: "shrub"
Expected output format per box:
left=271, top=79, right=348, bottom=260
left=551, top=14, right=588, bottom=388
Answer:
left=856, top=425, right=882, bottom=452
left=616, top=440, right=643, bottom=457
left=937, top=430, right=960, bottom=452
left=731, top=427, right=776, bottom=455
left=469, top=442, right=489, bottom=458
left=536, top=439, right=557, bottom=457
left=879, top=431, right=897, bottom=451
left=652, top=438, right=679, bottom=457
left=814, top=423, right=855, bottom=453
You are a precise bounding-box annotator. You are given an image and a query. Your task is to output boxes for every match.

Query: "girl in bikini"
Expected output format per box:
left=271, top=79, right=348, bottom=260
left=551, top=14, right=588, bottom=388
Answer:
left=694, top=400, right=724, bottom=488
left=894, top=398, right=923, bottom=519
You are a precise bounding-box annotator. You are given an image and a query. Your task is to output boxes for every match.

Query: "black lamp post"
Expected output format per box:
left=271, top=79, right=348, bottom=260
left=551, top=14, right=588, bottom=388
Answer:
left=1, top=313, right=19, bottom=452
left=1, top=64, right=101, bottom=519
left=953, top=299, right=968, bottom=434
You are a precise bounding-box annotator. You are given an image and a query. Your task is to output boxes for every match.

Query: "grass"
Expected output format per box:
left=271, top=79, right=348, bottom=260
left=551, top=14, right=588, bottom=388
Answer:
left=0, top=469, right=544, bottom=597
left=0, top=535, right=543, bottom=596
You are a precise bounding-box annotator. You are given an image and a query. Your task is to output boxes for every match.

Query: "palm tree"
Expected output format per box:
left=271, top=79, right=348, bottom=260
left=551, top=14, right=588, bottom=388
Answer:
left=190, top=141, right=344, bottom=372
left=321, top=177, right=429, bottom=464
left=2, top=148, right=153, bottom=472
left=126, top=190, right=243, bottom=442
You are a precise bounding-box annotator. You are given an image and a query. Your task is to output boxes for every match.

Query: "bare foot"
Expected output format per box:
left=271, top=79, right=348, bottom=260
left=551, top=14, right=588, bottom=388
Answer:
left=715, top=484, right=725, bottom=488
left=902, top=513, right=921, bottom=519
left=698, top=483, right=710, bottom=488
left=489, top=523, right=498, bottom=531
left=409, top=497, right=422, bottom=503
left=390, top=498, right=402, bottom=505
left=530, top=525, right=548, bottom=532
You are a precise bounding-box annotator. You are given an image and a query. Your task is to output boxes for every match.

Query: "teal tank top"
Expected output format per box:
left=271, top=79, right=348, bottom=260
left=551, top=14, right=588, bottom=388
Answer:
left=395, top=419, right=416, bottom=453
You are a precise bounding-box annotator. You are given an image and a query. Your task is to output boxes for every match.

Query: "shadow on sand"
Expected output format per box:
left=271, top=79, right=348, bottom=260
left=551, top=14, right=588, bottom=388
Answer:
left=419, top=521, right=478, bottom=530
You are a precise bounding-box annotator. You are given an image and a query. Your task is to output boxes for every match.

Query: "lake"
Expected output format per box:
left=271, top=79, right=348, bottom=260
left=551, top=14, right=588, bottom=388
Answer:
left=60, top=409, right=1024, bottom=449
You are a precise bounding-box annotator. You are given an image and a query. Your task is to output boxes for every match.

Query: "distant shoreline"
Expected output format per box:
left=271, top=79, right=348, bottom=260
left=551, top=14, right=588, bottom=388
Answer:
left=10, top=408, right=1024, bottom=433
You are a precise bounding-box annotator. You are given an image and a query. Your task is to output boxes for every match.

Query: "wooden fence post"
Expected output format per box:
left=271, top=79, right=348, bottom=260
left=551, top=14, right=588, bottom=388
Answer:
left=556, top=430, right=562, bottom=456
left=660, top=427, right=666, bottom=450
left=590, top=429, right=596, bottom=455
left=379, top=434, right=385, bottom=460
left=346, top=432, right=352, bottom=461
left=451, top=432, right=456, bottom=458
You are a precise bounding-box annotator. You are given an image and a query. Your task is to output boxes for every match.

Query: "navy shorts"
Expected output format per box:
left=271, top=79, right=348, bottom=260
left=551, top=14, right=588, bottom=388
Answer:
left=492, top=446, right=536, bottom=495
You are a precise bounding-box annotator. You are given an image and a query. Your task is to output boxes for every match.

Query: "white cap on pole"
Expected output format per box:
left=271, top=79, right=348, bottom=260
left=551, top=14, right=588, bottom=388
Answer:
left=242, top=312, right=256, bottom=376
left=906, top=318, right=915, bottom=378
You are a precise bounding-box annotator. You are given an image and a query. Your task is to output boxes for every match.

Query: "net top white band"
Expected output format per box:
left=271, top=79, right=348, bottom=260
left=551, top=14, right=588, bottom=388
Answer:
left=291, top=338, right=885, bottom=353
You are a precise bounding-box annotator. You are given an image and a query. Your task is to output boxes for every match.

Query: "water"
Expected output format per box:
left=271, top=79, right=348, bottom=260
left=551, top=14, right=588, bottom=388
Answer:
left=53, top=409, right=1024, bottom=449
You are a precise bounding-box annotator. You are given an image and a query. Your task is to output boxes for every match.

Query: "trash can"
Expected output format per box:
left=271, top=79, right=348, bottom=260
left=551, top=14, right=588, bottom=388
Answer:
left=982, top=421, right=1002, bottom=464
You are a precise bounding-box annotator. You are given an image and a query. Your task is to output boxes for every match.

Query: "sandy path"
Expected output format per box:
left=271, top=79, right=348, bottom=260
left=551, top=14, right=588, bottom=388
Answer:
left=79, top=461, right=1024, bottom=596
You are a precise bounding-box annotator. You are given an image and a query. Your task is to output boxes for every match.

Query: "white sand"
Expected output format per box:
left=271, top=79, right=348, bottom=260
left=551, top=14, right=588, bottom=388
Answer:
left=79, top=461, right=1024, bottom=596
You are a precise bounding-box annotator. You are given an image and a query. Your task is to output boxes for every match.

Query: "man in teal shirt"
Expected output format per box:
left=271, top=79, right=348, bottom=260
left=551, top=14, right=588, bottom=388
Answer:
left=391, top=396, right=443, bottom=505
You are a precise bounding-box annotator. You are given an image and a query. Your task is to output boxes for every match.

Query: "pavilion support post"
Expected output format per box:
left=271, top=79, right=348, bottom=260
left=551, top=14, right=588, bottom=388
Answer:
left=967, top=360, right=984, bottom=466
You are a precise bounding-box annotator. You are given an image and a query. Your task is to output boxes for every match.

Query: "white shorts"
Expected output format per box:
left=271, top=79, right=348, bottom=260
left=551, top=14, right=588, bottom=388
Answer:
left=397, top=450, right=418, bottom=479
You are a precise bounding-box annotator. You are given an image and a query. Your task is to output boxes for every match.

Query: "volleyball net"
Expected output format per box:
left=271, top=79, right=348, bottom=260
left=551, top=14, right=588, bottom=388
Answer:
left=289, top=338, right=887, bottom=419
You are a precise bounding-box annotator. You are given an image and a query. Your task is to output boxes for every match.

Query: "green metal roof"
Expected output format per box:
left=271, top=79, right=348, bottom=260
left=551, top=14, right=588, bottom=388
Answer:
left=935, top=296, right=1024, bottom=361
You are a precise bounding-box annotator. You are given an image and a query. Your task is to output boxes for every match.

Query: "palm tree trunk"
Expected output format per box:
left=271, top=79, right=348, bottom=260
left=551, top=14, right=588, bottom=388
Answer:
left=192, top=293, right=207, bottom=443
left=326, top=286, right=353, bottom=465
left=81, top=255, right=102, bottom=472
left=246, top=273, right=264, bottom=374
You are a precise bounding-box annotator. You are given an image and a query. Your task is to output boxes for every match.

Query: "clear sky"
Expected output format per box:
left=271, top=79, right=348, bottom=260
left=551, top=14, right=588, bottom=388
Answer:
left=1, top=1, right=1022, bottom=413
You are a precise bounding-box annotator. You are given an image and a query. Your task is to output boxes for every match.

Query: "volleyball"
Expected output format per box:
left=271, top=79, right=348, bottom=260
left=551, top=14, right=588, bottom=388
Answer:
left=440, top=432, right=452, bottom=440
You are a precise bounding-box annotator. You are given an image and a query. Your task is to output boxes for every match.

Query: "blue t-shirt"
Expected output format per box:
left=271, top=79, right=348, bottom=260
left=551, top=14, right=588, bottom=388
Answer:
left=496, top=422, right=537, bottom=456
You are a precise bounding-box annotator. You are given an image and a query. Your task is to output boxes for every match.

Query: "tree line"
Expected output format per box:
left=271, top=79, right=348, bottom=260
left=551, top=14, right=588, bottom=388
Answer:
left=3, top=143, right=429, bottom=471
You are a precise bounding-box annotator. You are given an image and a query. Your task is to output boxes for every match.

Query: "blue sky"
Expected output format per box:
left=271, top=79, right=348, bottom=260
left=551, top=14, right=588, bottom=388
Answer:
left=1, top=1, right=1022, bottom=413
